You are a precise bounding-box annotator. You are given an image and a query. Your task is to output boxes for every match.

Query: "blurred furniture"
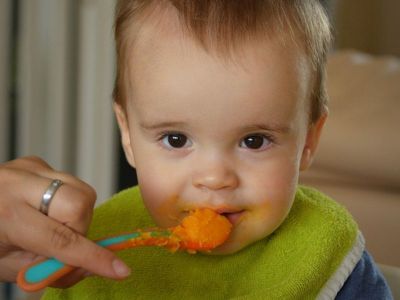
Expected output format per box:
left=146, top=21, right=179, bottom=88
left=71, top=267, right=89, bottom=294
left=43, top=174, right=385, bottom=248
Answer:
left=333, top=0, right=400, bottom=57
left=379, top=264, right=400, bottom=299
left=300, top=49, right=400, bottom=297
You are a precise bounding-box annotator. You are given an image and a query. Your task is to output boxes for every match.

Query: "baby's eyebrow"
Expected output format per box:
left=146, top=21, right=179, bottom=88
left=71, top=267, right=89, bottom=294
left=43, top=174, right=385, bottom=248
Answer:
left=139, top=121, right=188, bottom=131
left=139, top=121, right=291, bottom=134
left=241, top=123, right=291, bottom=134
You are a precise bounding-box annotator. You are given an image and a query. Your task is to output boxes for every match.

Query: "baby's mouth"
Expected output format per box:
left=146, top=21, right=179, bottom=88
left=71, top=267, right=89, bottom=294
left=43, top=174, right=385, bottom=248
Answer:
left=220, top=210, right=245, bottom=225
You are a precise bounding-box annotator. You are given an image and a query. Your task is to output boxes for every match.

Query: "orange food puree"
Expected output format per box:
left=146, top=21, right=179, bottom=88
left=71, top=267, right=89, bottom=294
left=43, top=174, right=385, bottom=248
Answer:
left=172, top=208, right=232, bottom=251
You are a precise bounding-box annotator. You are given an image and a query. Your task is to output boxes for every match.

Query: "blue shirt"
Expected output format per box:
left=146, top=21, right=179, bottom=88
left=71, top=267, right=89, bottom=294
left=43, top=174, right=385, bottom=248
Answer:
left=336, top=251, right=393, bottom=299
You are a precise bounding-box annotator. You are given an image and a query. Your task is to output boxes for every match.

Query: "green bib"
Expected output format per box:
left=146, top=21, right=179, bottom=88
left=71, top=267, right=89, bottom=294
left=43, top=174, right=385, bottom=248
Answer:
left=42, top=186, right=363, bottom=300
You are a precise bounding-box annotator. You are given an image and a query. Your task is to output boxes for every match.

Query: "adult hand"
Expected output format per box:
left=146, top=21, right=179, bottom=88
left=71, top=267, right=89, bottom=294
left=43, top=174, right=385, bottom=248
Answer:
left=0, top=156, right=131, bottom=288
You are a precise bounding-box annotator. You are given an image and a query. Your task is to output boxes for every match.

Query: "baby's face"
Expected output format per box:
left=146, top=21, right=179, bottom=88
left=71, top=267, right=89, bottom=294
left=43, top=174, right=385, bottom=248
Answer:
left=115, top=21, right=321, bottom=254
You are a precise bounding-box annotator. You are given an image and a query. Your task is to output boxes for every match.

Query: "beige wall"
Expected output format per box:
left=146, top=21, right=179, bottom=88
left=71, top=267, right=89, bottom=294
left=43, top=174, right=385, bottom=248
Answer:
left=0, top=0, right=10, bottom=163
left=334, top=0, right=400, bottom=56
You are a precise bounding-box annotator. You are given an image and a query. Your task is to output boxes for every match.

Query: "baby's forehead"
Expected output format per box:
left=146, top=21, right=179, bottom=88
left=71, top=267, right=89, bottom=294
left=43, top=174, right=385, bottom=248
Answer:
left=130, top=6, right=186, bottom=67
left=130, top=27, right=310, bottom=109
left=127, top=2, right=306, bottom=69
left=128, top=9, right=308, bottom=80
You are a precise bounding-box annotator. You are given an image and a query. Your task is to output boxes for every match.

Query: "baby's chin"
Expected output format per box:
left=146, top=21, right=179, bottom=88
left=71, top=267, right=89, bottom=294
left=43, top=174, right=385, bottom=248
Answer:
left=203, top=223, right=276, bottom=255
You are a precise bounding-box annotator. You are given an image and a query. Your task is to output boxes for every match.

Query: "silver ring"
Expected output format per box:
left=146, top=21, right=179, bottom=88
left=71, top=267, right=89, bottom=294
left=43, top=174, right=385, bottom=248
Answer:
left=39, top=179, right=63, bottom=215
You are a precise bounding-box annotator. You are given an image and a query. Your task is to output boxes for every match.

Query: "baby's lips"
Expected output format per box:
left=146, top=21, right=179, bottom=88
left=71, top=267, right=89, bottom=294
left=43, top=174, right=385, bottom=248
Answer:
left=219, top=210, right=245, bottom=226
left=172, top=208, right=232, bottom=251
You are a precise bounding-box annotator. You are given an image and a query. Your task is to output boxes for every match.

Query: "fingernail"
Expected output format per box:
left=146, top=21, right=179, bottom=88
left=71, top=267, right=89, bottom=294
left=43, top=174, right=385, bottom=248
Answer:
left=112, top=259, right=131, bottom=277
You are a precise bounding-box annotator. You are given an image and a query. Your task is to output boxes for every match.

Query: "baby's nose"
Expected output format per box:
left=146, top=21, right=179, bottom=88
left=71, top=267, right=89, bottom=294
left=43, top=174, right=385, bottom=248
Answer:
left=192, top=158, right=239, bottom=191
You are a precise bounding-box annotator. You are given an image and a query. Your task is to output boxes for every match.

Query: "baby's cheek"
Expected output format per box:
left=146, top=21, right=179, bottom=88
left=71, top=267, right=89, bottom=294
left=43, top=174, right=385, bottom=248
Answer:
left=260, top=191, right=295, bottom=236
left=239, top=193, right=293, bottom=246
left=138, top=174, right=161, bottom=202
left=260, top=171, right=298, bottom=215
left=137, top=175, right=176, bottom=225
left=251, top=204, right=286, bottom=234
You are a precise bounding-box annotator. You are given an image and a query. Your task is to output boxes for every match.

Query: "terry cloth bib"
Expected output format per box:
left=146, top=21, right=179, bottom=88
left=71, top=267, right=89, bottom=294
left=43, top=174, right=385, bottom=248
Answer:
left=42, top=186, right=364, bottom=300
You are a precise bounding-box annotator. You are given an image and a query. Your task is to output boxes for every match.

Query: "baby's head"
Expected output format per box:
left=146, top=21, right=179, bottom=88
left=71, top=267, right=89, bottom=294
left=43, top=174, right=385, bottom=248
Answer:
left=113, top=0, right=331, bottom=254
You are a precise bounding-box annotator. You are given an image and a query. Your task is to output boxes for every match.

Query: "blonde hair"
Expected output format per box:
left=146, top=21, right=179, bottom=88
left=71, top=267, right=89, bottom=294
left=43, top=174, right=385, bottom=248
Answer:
left=113, top=0, right=332, bottom=123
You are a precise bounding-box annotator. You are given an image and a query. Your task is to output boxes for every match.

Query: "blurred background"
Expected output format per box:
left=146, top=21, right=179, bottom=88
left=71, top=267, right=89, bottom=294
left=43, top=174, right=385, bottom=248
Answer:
left=0, top=0, right=399, bottom=299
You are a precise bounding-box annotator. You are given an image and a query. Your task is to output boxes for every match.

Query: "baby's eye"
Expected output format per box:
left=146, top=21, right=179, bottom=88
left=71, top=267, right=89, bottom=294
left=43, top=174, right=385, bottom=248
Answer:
left=161, top=133, right=192, bottom=149
left=239, top=134, right=272, bottom=150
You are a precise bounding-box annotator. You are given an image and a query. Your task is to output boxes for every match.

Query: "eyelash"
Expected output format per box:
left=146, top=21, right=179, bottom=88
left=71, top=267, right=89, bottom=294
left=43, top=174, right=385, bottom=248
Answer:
left=157, top=132, right=275, bottom=151
left=239, top=133, right=275, bottom=151
left=158, top=132, right=192, bottom=150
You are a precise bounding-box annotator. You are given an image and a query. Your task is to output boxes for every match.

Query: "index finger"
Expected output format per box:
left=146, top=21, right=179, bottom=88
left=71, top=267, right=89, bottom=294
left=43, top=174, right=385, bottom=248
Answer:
left=9, top=206, right=131, bottom=280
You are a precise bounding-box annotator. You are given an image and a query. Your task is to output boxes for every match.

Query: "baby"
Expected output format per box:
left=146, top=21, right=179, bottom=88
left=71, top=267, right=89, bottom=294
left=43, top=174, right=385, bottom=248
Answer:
left=43, top=0, right=392, bottom=299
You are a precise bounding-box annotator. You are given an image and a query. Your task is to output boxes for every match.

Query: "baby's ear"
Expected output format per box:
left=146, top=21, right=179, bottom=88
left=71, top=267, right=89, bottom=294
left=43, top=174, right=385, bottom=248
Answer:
left=300, top=112, right=328, bottom=171
left=113, top=102, right=136, bottom=168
